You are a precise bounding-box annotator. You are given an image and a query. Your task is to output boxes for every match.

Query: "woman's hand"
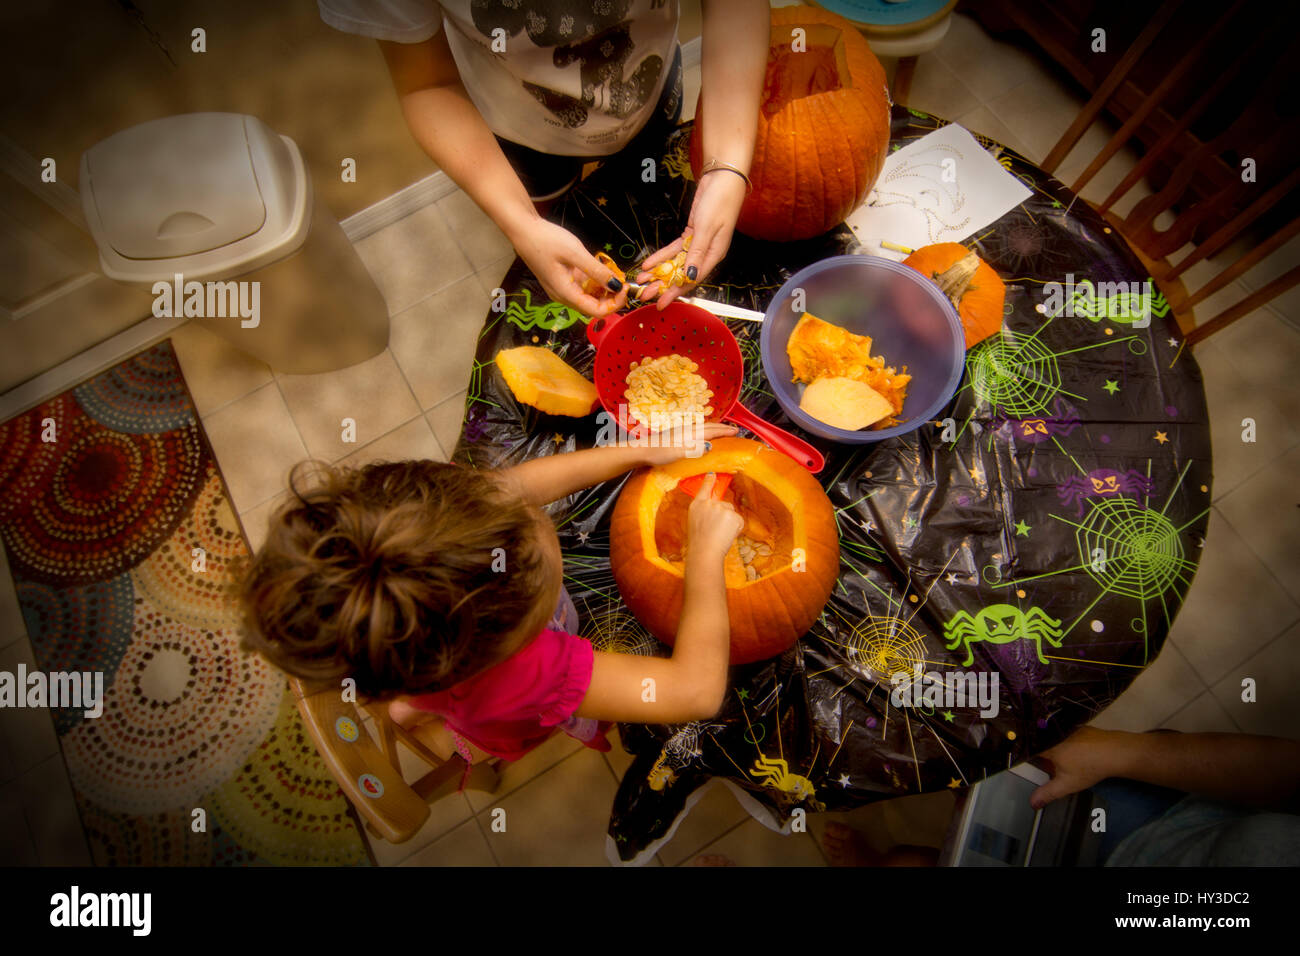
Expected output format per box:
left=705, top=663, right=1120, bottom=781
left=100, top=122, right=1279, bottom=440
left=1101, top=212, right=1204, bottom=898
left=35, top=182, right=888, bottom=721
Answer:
left=641, top=422, right=738, bottom=466
left=686, top=473, right=744, bottom=562
left=636, top=170, right=748, bottom=309
left=509, top=217, right=628, bottom=317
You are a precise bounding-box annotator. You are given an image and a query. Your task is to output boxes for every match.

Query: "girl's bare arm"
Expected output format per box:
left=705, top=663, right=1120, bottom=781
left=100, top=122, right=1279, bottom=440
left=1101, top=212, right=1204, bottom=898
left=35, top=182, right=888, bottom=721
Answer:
left=576, top=474, right=742, bottom=723
left=498, top=423, right=737, bottom=506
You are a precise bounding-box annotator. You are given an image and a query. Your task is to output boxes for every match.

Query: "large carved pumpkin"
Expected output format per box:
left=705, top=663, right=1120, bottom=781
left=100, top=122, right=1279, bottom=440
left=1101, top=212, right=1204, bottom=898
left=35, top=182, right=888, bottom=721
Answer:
left=689, top=4, right=891, bottom=242
left=610, top=438, right=839, bottom=664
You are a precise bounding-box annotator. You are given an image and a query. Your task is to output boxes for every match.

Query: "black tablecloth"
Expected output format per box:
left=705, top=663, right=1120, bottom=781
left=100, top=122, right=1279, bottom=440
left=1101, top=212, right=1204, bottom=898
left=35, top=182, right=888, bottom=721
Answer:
left=448, top=107, right=1212, bottom=864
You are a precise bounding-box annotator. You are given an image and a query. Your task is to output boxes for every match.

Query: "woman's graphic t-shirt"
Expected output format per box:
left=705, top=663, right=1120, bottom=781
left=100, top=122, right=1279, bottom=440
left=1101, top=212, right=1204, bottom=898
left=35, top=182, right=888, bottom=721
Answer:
left=319, top=0, right=679, bottom=155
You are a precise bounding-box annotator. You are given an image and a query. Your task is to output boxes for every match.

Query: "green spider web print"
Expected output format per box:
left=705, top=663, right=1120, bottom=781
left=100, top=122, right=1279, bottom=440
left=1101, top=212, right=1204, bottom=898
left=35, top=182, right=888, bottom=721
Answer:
left=966, top=329, right=1063, bottom=418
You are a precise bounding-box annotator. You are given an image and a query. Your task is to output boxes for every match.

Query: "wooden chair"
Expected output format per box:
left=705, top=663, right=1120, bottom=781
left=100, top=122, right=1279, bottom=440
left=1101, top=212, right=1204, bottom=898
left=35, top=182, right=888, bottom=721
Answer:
left=290, top=677, right=499, bottom=845
left=1039, top=0, right=1300, bottom=345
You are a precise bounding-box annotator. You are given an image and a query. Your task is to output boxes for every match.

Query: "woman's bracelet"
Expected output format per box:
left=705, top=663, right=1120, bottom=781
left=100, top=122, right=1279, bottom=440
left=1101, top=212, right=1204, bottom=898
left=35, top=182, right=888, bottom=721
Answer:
left=699, top=158, right=753, bottom=194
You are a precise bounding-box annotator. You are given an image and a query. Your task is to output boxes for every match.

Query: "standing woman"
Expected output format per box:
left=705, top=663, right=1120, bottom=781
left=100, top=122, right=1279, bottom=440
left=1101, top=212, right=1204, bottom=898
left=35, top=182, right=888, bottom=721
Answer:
left=318, top=1, right=769, bottom=316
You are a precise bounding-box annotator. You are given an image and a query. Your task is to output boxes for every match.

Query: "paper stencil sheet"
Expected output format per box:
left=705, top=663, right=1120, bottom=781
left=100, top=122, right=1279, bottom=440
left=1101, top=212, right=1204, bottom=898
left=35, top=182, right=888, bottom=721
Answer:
left=847, top=122, right=1032, bottom=259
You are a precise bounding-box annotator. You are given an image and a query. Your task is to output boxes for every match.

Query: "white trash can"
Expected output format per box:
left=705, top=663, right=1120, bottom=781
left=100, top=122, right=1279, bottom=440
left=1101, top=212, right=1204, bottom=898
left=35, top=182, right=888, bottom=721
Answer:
left=80, top=112, right=388, bottom=373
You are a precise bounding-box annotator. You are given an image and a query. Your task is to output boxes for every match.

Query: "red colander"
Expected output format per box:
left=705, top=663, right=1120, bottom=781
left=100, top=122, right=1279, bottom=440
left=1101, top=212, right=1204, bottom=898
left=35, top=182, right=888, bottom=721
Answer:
left=587, top=301, right=825, bottom=472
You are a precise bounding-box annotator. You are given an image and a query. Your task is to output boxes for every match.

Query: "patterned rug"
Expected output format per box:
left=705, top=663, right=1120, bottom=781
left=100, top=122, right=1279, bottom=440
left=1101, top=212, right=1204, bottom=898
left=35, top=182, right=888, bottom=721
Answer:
left=0, top=341, right=369, bottom=865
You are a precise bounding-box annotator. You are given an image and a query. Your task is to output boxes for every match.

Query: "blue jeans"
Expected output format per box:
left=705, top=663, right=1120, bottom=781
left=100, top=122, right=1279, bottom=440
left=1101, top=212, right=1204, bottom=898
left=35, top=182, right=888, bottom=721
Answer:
left=1091, top=778, right=1186, bottom=862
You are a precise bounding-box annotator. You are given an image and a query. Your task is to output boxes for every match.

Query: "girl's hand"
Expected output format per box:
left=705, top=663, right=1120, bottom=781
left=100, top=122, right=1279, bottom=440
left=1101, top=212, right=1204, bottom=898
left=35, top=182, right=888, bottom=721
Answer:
left=686, top=473, right=744, bottom=562
left=636, top=170, right=748, bottom=309
left=510, top=217, right=628, bottom=317
left=642, top=422, right=738, bottom=465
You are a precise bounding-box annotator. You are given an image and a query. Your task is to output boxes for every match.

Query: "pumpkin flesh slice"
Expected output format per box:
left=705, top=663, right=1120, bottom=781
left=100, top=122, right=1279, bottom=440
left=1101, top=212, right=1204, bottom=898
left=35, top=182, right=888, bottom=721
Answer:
left=800, top=376, right=894, bottom=431
left=787, top=312, right=873, bottom=383
left=786, top=312, right=911, bottom=425
left=495, top=346, right=598, bottom=417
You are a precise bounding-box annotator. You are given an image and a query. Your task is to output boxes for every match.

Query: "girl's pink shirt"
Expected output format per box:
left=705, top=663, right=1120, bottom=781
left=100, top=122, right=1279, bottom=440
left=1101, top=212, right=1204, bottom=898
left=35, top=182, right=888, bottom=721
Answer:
left=404, top=629, right=602, bottom=761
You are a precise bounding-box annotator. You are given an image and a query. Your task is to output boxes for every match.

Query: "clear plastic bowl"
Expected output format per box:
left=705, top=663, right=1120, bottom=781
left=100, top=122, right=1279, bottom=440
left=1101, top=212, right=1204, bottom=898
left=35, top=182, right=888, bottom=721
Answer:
left=760, top=255, right=967, bottom=443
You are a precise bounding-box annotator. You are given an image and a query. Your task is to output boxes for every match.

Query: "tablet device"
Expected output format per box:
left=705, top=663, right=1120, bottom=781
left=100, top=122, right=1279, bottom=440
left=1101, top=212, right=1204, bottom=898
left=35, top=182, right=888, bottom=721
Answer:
left=947, top=763, right=1050, bottom=866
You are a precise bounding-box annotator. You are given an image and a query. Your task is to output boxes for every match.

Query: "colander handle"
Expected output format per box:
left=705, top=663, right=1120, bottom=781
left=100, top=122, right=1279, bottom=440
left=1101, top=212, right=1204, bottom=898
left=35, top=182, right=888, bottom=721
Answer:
left=586, top=310, right=626, bottom=348
left=726, top=404, right=825, bottom=473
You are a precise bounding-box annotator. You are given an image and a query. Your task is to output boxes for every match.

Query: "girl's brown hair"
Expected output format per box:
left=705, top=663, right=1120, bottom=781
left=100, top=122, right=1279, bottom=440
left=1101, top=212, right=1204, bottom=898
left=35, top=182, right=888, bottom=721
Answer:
left=241, top=460, right=555, bottom=698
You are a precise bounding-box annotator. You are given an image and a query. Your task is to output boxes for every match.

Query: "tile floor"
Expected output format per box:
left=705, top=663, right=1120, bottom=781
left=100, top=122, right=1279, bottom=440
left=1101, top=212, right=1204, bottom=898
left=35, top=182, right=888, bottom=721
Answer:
left=2, top=11, right=1297, bottom=867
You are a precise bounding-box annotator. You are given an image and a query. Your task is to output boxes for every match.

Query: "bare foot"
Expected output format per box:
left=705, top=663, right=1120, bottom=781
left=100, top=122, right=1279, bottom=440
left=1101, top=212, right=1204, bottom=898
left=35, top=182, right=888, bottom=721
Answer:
left=821, top=822, right=881, bottom=867
left=692, top=854, right=737, bottom=866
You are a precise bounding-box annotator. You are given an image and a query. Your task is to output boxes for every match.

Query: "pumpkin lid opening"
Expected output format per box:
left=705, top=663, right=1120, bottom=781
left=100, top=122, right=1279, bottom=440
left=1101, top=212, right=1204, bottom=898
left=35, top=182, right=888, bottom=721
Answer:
left=652, top=473, right=794, bottom=587
left=762, top=24, right=852, bottom=117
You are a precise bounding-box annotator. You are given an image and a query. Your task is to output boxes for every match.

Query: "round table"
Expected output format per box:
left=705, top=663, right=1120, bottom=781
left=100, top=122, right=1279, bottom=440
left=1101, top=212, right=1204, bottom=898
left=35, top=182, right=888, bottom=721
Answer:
left=452, top=106, right=1213, bottom=865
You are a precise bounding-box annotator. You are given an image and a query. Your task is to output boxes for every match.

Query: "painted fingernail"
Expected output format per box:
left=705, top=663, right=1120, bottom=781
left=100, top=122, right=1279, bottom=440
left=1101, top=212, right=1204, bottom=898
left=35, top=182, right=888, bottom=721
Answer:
left=686, top=265, right=698, bottom=281
left=703, top=442, right=712, bottom=452
left=607, top=277, right=623, bottom=292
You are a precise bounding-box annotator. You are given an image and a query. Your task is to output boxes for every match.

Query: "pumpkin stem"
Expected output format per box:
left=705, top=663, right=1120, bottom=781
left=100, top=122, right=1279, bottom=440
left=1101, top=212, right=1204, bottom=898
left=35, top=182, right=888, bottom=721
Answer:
left=932, top=251, right=979, bottom=307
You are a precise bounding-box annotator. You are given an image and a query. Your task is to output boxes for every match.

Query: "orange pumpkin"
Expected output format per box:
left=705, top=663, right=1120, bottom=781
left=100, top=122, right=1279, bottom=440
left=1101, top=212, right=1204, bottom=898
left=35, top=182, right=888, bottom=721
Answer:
left=689, top=5, right=891, bottom=242
left=903, top=243, right=1005, bottom=349
left=609, top=438, right=839, bottom=664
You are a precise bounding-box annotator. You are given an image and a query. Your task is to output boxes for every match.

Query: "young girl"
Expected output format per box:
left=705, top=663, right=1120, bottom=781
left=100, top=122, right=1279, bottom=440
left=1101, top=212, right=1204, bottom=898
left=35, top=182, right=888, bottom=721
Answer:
left=241, top=424, right=742, bottom=766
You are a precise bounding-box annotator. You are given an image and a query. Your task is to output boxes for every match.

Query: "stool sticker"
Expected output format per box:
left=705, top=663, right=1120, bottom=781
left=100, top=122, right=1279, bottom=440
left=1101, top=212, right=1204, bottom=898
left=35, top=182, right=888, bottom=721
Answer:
left=335, top=716, right=360, bottom=743
left=358, top=773, right=384, bottom=799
